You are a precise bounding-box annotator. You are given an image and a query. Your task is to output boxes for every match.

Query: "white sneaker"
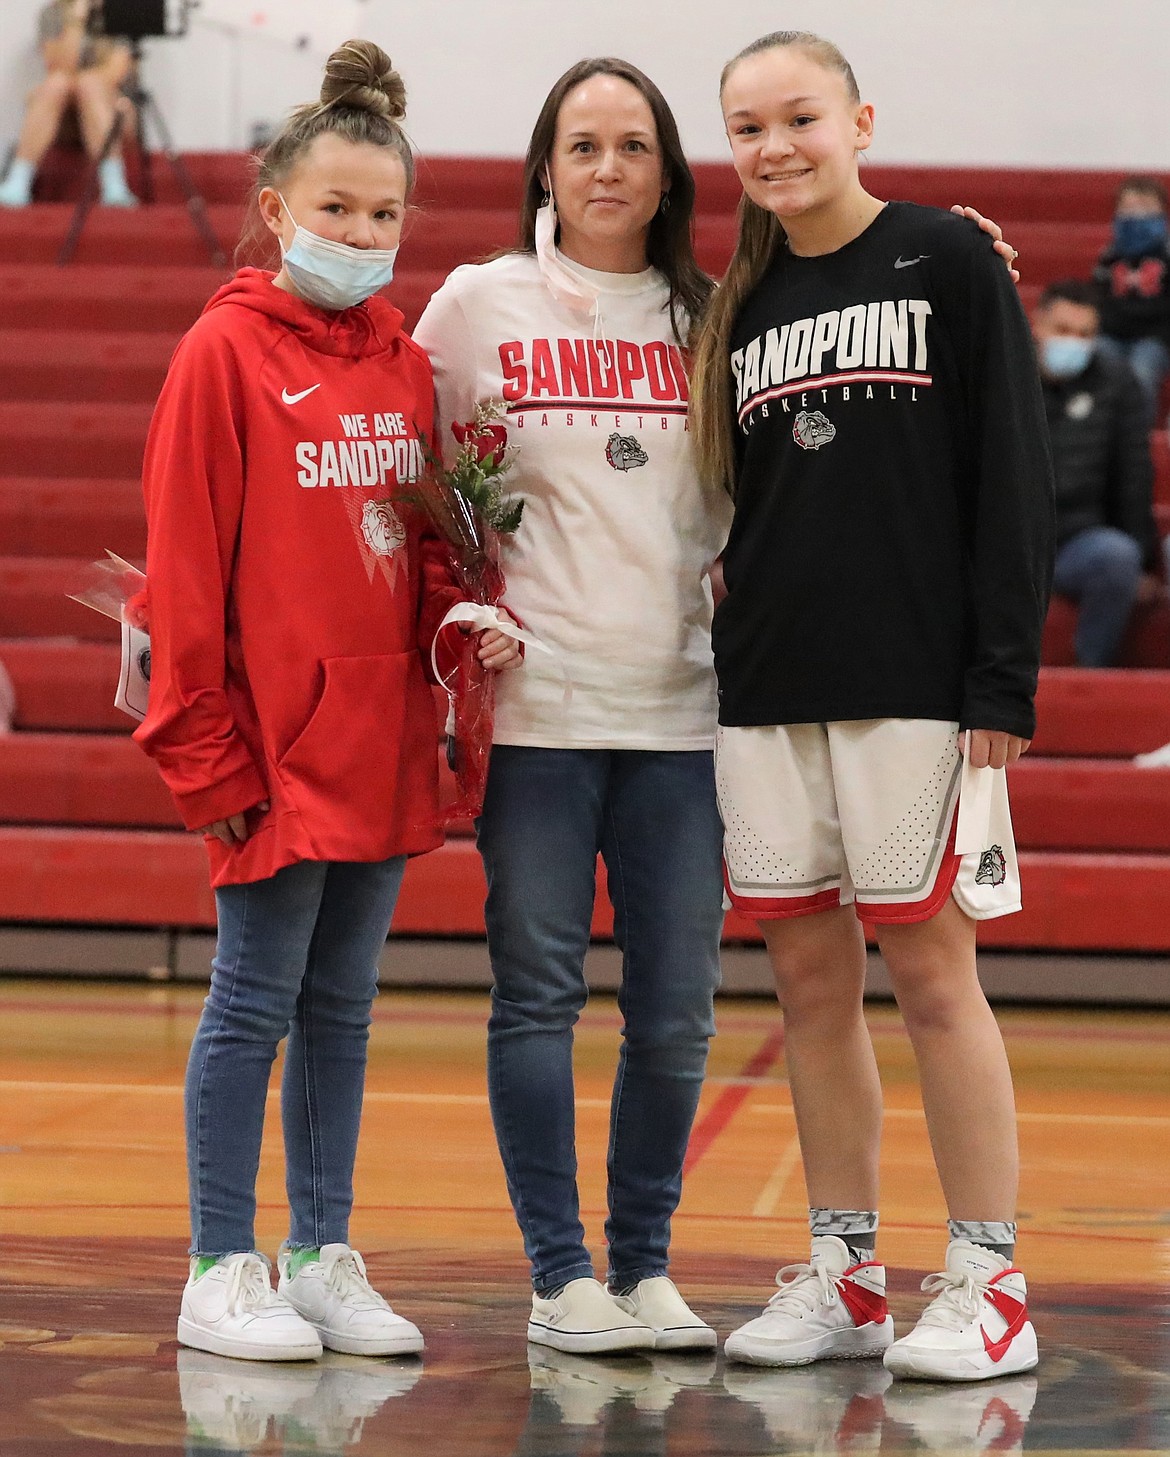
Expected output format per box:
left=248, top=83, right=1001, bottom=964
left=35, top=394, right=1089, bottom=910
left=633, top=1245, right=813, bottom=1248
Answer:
left=610, top=1276, right=717, bottom=1351
left=277, top=1244, right=423, bottom=1356
left=177, top=1348, right=321, bottom=1450
left=883, top=1241, right=1038, bottom=1382
left=724, top=1236, right=894, bottom=1367
left=99, top=183, right=139, bottom=208
left=178, top=1253, right=322, bottom=1362
left=527, top=1277, right=656, bottom=1354
left=0, top=172, right=32, bottom=208
left=885, top=1372, right=1038, bottom=1452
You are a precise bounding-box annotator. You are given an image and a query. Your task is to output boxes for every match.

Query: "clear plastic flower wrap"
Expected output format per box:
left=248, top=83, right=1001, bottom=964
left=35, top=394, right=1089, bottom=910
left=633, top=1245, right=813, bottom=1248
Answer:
left=66, top=551, right=151, bottom=720
left=394, top=401, right=527, bottom=824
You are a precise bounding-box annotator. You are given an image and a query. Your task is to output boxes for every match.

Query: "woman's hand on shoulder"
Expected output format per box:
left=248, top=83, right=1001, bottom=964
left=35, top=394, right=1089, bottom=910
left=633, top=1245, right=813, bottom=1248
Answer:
left=962, top=730, right=1029, bottom=770
left=950, top=205, right=1020, bottom=283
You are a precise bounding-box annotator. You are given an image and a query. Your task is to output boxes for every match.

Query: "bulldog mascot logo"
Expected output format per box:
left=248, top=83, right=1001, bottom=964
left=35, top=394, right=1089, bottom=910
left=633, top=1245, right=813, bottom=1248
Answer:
left=605, top=432, right=649, bottom=472
left=975, top=845, right=1008, bottom=887
left=360, top=499, right=406, bottom=558
left=792, top=410, right=837, bottom=451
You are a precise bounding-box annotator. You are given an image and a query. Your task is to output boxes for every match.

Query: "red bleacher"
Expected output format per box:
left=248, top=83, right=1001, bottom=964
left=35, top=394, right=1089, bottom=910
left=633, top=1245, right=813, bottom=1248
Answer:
left=2, top=157, right=1170, bottom=953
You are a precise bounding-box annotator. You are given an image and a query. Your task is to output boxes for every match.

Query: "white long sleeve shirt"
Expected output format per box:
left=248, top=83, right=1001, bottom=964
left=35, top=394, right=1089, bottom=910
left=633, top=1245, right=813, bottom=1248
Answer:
left=414, top=251, right=731, bottom=750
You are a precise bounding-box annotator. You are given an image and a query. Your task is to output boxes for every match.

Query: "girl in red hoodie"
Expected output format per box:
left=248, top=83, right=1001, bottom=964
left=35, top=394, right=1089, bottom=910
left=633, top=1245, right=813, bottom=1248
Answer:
left=135, top=40, right=517, bottom=1363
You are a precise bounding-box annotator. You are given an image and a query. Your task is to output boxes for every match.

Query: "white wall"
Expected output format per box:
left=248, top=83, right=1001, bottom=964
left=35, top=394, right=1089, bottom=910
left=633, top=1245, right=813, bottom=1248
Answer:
left=1, top=0, right=1166, bottom=169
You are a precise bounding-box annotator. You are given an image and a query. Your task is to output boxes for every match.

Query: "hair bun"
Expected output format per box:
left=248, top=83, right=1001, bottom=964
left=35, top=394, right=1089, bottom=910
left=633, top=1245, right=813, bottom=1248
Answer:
left=320, top=39, right=406, bottom=121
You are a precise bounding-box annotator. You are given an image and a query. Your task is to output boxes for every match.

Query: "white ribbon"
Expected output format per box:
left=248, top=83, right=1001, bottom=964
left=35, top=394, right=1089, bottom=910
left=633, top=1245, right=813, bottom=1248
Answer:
left=954, top=729, right=1000, bottom=854
left=431, top=601, right=562, bottom=703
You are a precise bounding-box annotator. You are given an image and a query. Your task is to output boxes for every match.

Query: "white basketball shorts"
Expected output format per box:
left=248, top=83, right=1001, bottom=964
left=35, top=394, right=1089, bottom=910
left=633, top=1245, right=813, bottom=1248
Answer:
left=715, top=719, right=1021, bottom=924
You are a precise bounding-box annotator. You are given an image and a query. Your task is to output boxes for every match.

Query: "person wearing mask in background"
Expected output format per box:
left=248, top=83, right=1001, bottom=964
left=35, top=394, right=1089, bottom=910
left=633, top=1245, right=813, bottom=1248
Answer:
left=1093, top=176, right=1170, bottom=430
left=1034, top=280, right=1159, bottom=668
left=0, top=0, right=137, bottom=208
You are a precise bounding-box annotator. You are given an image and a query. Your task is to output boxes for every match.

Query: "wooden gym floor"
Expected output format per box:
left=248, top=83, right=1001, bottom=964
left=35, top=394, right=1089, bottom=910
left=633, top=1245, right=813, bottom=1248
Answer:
left=1, top=974, right=1167, bottom=1455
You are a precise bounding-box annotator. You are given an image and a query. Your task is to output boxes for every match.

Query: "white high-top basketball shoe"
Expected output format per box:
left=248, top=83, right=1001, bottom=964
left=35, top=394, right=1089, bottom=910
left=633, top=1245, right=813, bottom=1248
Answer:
left=724, top=1235, right=894, bottom=1367
left=883, top=1240, right=1038, bottom=1381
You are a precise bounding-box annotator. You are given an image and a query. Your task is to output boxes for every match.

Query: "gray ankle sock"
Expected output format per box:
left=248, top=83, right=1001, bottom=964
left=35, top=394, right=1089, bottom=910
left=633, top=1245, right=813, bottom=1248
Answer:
left=810, top=1207, right=879, bottom=1267
left=948, top=1218, right=1017, bottom=1262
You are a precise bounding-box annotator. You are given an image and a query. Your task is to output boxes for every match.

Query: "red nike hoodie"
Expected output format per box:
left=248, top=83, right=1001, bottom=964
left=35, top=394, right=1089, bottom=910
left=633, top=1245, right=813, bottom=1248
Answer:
left=134, top=268, right=459, bottom=887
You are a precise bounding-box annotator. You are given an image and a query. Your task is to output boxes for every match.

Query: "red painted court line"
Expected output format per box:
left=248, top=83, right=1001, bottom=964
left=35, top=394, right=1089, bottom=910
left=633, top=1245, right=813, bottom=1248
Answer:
left=683, top=1025, right=786, bottom=1176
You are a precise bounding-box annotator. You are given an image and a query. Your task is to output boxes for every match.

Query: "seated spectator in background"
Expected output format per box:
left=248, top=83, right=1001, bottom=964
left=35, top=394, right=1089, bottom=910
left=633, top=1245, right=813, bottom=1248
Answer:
left=1093, top=176, right=1170, bottom=428
left=0, top=0, right=136, bottom=208
left=1034, top=280, right=1159, bottom=667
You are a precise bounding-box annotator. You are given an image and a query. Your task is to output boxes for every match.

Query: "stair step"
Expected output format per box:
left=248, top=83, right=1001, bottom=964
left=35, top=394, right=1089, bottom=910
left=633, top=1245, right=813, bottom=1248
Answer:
left=0, top=730, right=473, bottom=834
left=0, top=401, right=152, bottom=478
left=1010, top=757, right=1170, bottom=850
left=0, top=330, right=178, bottom=403
left=1033, top=667, right=1170, bottom=755
left=0, top=203, right=242, bottom=268
left=30, top=149, right=256, bottom=207
left=0, top=732, right=177, bottom=827
left=1042, top=595, right=1170, bottom=670
left=29, top=153, right=1135, bottom=224
left=3, top=639, right=128, bottom=730
left=0, top=263, right=226, bottom=332
left=0, top=557, right=124, bottom=639
left=0, top=478, right=145, bottom=557
left=3, top=726, right=1166, bottom=852
left=0, top=827, right=1167, bottom=951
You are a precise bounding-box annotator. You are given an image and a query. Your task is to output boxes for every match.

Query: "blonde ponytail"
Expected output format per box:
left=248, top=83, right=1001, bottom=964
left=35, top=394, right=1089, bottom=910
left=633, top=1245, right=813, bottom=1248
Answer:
left=689, top=196, right=783, bottom=496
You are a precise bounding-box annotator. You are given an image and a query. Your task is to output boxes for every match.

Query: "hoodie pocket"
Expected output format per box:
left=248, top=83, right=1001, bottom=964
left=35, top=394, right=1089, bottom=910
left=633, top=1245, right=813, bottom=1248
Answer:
left=276, top=652, right=413, bottom=834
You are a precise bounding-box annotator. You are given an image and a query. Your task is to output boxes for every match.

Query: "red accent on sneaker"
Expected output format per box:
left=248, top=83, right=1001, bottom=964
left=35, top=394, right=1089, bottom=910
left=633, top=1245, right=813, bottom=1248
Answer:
left=981, top=1278, right=1028, bottom=1363
left=836, top=1265, right=888, bottom=1328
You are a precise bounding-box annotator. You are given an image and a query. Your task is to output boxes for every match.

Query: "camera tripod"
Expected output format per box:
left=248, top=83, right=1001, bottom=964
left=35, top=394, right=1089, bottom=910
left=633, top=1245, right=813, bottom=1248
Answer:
left=58, top=37, right=226, bottom=267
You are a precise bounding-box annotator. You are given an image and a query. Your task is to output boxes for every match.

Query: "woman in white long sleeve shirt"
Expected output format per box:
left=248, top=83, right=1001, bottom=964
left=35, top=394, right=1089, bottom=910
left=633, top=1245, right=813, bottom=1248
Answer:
left=414, top=58, right=730, bottom=1355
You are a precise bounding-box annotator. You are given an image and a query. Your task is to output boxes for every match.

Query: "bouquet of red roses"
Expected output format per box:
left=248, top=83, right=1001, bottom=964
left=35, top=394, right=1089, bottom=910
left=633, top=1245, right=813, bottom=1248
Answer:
left=398, top=400, right=525, bottom=823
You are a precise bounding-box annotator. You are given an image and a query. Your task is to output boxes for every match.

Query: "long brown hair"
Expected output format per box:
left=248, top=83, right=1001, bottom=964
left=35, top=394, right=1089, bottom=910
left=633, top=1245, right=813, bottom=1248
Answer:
left=237, top=39, right=413, bottom=267
left=689, top=31, right=860, bottom=495
left=514, top=57, right=712, bottom=344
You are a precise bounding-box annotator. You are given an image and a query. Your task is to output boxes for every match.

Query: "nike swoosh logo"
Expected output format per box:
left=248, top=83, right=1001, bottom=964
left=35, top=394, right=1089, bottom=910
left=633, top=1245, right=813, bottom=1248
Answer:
left=894, top=255, right=929, bottom=269
left=282, top=384, right=321, bottom=405
left=982, top=1285, right=1028, bottom=1362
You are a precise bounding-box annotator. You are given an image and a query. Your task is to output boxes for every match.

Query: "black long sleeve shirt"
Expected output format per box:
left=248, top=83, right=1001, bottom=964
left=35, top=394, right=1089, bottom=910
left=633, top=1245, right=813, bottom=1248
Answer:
left=714, top=202, right=1055, bottom=741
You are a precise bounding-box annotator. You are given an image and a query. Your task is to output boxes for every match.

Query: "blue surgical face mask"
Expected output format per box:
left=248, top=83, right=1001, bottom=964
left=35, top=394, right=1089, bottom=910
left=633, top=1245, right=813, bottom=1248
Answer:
left=278, top=194, right=398, bottom=311
left=1043, top=334, right=1094, bottom=380
left=1113, top=213, right=1168, bottom=259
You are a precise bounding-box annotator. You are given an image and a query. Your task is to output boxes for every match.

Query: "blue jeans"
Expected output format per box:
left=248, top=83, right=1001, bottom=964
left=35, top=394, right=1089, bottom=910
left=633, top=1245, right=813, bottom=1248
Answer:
left=1052, top=526, right=1143, bottom=667
left=477, top=746, right=725, bottom=1293
left=1100, top=334, right=1170, bottom=427
left=185, top=855, right=407, bottom=1256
